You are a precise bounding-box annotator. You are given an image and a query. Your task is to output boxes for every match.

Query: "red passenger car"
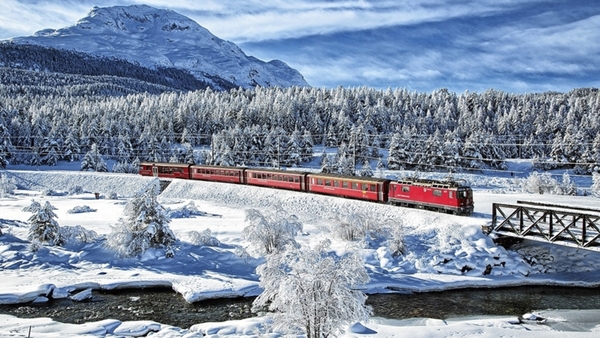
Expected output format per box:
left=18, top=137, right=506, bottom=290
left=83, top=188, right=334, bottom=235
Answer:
left=307, top=173, right=390, bottom=203
left=245, top=168, right=308, bottom=191
left=190, top=165, right=245, bottom=184
left=139, top=162, right=191, bottom=179
left=388, top=178, right=473, bottom=215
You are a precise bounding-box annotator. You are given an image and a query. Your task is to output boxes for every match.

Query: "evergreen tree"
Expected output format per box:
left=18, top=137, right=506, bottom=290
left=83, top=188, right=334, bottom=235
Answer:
left=62, top=130, right=80, bottom=162
left=386, top=133, right=405, bottom=170
left=24, top=200, right=62, bottom=246
left=182, top=143, right=195, bottom=164
left=107, top=183, right=176, bottom=258
left=358, top=159, right=373, bottom=177
left=80, top=143, right=108, bottom=172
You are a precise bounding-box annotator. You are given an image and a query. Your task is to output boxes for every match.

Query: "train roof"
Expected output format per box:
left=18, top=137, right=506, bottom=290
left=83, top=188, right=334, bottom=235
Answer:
left=307, top=172, right=391, bottom=184
left=244, top=168, right=310, bottom=175
left=191, top=164, right=246, bottom=171
left=140, top=162, right=191, bottom=168
left=394, top=177, right=470, bottom=189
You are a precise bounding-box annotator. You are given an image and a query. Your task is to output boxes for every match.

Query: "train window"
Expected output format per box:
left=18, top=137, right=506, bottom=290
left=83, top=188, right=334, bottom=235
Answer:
left=361, top=183, right=368, bottom=191
left=279, top=175, right=283, bottom=181
left=449, top=191, right=453, bottom=199
left=433, top=189, right=442, bottom=197
left=342, top=181, right=349, bottom=188
left=402, top=186, right=410, bottom=193
left=325, top=179, right=331, bottom=186
left=317, top=178, right=323, bottom=185
left=294, top=177, right=300, bottom=183
left=334, top=180, right=339, bottom=187
left=352, top=182, right=359, bottom=189
left=370, top=184, right=376, bottom=192
left=458, top=190, right=471, bottom=199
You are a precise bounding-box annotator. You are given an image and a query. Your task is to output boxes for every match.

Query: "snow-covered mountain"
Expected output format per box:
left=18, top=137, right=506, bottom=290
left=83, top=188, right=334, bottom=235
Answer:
left=6, top=5, right=309, bottom=90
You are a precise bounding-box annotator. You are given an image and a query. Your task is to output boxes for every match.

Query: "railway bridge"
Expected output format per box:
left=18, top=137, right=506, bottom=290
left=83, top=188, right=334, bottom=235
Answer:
left=488, top=201, right=600, bottom=252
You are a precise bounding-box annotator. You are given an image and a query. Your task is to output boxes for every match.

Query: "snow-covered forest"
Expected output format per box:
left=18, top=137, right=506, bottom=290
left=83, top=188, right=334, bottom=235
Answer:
left=1, top=74, right=599, bottom=175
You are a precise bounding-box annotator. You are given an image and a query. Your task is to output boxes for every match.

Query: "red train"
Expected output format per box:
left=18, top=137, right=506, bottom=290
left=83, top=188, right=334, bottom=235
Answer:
left=139, top=162, right=474, bottom=215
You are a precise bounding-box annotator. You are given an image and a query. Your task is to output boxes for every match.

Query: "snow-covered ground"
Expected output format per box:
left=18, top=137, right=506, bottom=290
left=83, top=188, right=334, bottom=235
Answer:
left=1, top=166, right=600, bottom=337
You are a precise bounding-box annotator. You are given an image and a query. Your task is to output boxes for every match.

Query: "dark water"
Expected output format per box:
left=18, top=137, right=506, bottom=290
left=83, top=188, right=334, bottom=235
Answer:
left=1, top=286, right=600, bottom=329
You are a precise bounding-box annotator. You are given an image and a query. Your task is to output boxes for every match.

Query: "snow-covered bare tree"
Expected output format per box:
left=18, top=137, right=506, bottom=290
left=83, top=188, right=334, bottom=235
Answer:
left=243, top=208, right=302, bottom=255
left=23, top=200, right=62, bottom=246
left=106, top=183, right=176, bottom=258
left=0, top=173, right=17, bottom=197
left=252, top=240, right=372, bottom=338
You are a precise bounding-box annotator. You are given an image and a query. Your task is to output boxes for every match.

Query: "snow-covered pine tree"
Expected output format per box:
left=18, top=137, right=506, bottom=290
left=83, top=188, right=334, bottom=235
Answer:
left=561, top=171, right=577, bottom=195
left=358, top=159, right=373, bottom=177
left=285, top=128, right=303, bottom=167
left=62, top=130, right=80, bottom=162
left=386, top=132, right=404, bottom=170
left=107, top=183, right=176, bottom=258
left=23, top=200, right=62, bottom=246
left=80, top=143, right=108, bottom=172
left=0, top=121, right=13, bottom=168
left=301, top=129, right=314, bottom=163
left=182, top=143, right=195, bottom=164
left=252, top=240, right=371, bottom=338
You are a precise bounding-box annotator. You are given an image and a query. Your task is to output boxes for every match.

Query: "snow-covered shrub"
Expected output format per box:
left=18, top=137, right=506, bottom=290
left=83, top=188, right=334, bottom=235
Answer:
left=521, top=171, right=560, bottom=194
left=41, top=189, right=67, bottom=197
left=60, top=225, right=98, bottom=244
left=108, top=192, right=118, bottom=200
left=0, top=174, right=17, bottom=197
left=329, top=209, right=395, bottom=244
left=106, top=185, right=176, bottom=258
left=234, top=246, right=251, bottom=260
left=23, top=200, right=62, bottom=246
left=592, top=172, right=600, bottom=197
left=28, top=239, right=42, bottom=252
left=243, top=208, right=302, bottom=255
left=188, top=228, right=221, bottom=247
left=68, top=185, right=84, bottom=195
left=253, top=240, right=371, bottom=337
left=67, top=205, right=97, bottom=214
left=166, top=201, right=205, bottom=218
left=522, top=171, right=577, bottom=195
left=386, top=225, right=406, bottom=257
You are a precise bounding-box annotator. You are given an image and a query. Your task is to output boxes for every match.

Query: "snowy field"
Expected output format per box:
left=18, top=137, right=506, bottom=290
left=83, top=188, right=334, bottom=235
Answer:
left=1, top=167, right=600, bottom=337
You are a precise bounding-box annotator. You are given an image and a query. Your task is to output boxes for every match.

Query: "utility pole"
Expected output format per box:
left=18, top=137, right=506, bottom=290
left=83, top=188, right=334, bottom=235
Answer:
left=352, top=132, right=356, bottom=176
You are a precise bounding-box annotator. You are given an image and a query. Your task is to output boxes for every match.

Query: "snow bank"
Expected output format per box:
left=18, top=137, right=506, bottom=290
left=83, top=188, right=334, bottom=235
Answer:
left=5, top=170, right=156, bottom=198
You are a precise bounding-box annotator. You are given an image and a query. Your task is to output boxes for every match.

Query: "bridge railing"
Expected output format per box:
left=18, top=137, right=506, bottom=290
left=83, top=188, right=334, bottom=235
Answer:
left=491, top=201, right=600, bottom=251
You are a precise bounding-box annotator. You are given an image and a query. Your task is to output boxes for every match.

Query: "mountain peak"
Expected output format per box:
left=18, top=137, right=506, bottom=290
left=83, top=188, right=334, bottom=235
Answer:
left=11, top=5, right=308, bottom=89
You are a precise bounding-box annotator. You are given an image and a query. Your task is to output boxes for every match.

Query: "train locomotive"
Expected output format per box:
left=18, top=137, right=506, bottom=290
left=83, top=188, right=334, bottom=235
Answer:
left=139, top=162, right=474, bottom=215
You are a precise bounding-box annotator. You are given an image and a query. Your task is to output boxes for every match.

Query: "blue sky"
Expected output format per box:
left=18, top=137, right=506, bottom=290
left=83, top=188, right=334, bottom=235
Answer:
left=0, top=0, right=599, bottom=93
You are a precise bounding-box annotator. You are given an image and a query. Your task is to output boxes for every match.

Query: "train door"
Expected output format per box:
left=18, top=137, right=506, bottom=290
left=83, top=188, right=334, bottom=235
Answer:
left=152, top=166, right=158, bottom=177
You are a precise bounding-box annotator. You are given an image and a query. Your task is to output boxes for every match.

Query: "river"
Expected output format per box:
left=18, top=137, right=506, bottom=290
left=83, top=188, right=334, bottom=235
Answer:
left=2, top=286, right=600, bottom=329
